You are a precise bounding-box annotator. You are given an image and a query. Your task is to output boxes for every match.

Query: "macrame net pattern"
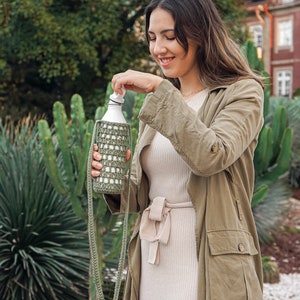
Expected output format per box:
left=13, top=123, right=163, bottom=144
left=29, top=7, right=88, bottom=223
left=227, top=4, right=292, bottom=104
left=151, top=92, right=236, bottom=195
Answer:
left=93, top=120, right=130, bottom=194
left=87, top=119, right=132, bottom=300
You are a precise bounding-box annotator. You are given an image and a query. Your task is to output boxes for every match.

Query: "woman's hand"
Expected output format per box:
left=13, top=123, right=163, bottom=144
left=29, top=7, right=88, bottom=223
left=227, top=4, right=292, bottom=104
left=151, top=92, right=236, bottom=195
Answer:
left=91, top=144, right=102, bottom=178
left=91, top=144, right=131, bottom=178
left=112, top=69, right=163, bottom=95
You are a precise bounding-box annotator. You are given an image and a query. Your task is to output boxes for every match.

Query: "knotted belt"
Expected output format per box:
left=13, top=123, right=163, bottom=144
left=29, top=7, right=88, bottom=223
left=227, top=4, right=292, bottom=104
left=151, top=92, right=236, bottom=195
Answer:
left=139, top=196, right=193, bottom=265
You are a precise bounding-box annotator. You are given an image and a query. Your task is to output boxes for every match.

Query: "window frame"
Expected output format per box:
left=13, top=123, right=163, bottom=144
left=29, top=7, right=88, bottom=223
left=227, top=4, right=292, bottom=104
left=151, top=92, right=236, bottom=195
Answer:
left=274, top=67, right=293, bottom=98
left=275, top=16, right=294, bottom=52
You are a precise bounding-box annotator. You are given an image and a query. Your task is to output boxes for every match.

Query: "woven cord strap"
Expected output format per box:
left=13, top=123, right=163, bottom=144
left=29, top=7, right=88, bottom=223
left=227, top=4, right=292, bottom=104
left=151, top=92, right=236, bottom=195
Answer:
left=87, top=122, right=132, bottom=300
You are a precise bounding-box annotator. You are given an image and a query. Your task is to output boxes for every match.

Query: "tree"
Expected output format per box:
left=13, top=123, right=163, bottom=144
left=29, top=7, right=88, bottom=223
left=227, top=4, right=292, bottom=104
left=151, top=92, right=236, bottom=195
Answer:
left=0, top=0, right=248, bottom=122
left=0, top=0, right=149, bottom=120
left=214, top=0, right=249, bottom=44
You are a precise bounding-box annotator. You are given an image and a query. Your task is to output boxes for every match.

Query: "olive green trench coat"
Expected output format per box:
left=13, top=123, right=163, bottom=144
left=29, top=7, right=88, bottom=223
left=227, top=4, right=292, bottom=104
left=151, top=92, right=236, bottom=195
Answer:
left=105, top=78, right=264, bottom=300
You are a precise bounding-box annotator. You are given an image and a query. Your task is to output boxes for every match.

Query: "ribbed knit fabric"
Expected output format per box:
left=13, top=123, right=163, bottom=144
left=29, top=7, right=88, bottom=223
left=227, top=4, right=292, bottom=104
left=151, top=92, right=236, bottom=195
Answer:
left=139, top=90, right=208, bottom=300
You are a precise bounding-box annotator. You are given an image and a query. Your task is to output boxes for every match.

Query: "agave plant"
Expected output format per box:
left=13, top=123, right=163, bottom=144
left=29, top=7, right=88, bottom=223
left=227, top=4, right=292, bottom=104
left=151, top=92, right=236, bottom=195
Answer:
left=0, top=118, right=89, bottom=300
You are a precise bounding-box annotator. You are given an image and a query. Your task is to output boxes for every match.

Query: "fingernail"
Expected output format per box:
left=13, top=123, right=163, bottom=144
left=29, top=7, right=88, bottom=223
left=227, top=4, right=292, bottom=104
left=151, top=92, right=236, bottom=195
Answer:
left=94, top=171, right=100, bottom=177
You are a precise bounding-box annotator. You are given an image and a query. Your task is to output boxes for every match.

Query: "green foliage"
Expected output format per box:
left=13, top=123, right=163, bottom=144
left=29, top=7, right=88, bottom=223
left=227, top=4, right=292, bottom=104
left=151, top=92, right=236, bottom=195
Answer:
left=38, top=94, right=92, bottom=219
left=252, top=179, right=291, bottom=245
left=293, top=88, right=300, bottom=97
left=1, top=0, right=147, bottom=80
left=269, top=96, right=300, bottom=188
left=0, top=0, right=249, bottom=122
left=242, top=40, right=264, bottom=72
left=252, top=103, right=292, bottom=244
left=242, top=40, right=270, bottom=117
left=214, top=0, right=249, bottom=44
left=254, top=106, right=292, bottom=185
left=253, top=104, right=292, bottom=243
left=0, top=118, right=89, bottom=299
left=0, top=0, right=149, bottom=121
left=262, top=256, right=280, bottom=284
left=242, top=40, right=292, bottom=244
left=252, top=184, right=269, bottom=207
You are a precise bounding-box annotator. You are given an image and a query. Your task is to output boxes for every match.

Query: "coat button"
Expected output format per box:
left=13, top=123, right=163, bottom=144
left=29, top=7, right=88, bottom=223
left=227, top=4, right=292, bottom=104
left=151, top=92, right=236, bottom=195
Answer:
left=238, top=243, right=245, bottom=252
left=211, top=144, right=218, bottom=153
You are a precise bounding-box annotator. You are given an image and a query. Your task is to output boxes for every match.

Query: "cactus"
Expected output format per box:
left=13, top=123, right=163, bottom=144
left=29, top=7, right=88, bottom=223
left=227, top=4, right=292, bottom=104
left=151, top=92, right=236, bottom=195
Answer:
left=242, top=40, right=264, bottom=73
left=254, top=105, right=293, bottom=186
left=38, top=94, right=93, bottom=219
left=242, top=39, right=292, bottom=186
left=252, top=184, right=269, bottom=207
left=253, top=102, right=292, bottom=245
left=254, top=106, right=292, bottom=184
left=242, top=40, right=270, bottom=116
left=242, top=40, right=293, bottom=243
left=252, top=101, right=292, bottom=243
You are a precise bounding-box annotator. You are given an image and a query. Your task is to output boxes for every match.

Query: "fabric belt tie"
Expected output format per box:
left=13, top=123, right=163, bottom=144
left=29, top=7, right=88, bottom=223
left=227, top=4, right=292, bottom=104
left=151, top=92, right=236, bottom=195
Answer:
left=139, top=196, right=193, bottom=265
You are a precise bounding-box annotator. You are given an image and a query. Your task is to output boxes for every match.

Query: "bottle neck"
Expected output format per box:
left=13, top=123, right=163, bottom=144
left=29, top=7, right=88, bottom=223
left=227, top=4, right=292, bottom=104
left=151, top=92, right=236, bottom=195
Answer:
left=102, top=101, right=126, bottom=123
left=108, top=100, right=122, bottom=106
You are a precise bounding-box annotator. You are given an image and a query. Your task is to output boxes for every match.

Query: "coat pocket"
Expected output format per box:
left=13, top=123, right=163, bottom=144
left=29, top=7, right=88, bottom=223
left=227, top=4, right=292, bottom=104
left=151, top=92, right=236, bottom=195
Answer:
left=207, top=230, right=262, bottom=300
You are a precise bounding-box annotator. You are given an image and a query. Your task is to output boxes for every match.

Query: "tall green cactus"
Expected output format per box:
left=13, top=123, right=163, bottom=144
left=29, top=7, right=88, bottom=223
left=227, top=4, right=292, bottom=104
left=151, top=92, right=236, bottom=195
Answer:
left=243, top=40, right=264, bottom=73
left=242, top=40, right=293, bottom=243
left=38, top=94, right=93, bottom=219
left=242, top=40, right=270, bottom=116
left=242, top=39, right=292, bottom=202
left=254, top=106, right=293, bottom=186
left=252, top=102, right=292, bottom=243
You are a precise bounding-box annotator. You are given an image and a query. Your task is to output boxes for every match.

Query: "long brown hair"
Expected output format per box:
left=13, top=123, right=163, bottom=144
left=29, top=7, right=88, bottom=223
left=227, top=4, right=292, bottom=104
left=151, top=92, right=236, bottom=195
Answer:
left=145, top=0, right=263, bottom=89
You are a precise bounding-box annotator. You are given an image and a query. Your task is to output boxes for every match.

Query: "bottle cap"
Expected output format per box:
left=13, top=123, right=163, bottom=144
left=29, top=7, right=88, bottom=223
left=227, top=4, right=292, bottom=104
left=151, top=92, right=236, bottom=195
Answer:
left=109, top=86, right=126, bottom=104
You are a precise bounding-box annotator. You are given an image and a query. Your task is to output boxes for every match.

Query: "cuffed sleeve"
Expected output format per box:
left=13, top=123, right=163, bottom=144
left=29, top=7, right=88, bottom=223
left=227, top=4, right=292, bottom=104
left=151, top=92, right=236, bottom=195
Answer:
left=139, top=79, right=264, bottom=176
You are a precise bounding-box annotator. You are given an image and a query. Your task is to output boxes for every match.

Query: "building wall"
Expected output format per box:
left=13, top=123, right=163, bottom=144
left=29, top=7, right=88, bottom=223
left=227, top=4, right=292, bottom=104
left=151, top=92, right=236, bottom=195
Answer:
left=246, top=0, right=300, bottom=97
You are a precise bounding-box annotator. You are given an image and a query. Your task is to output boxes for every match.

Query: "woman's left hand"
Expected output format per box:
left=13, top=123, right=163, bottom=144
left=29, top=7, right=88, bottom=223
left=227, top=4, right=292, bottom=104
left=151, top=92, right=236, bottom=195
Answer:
left=112, top=70, right=163, bottom=95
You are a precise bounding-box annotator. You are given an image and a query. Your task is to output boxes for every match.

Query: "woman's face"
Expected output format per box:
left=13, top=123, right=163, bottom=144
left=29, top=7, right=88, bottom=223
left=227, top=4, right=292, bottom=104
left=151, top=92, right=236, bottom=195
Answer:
left=148, top=8, right=199, bottom=81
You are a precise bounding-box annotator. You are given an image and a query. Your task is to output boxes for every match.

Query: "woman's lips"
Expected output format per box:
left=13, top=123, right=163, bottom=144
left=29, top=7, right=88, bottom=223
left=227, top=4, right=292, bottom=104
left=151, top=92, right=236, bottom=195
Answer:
left=159, top=57, right=175, bottom=67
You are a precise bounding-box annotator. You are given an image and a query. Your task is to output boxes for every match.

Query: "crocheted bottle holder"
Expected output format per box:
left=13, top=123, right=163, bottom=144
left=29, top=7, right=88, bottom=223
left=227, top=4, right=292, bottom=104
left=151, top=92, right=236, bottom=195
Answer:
left=93, top=120, right=130, bottom=194
left=87, top=119, right=132, bottom=300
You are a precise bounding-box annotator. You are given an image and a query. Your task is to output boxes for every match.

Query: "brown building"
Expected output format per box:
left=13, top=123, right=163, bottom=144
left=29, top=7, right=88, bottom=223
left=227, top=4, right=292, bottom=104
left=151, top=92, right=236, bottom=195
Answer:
left=246, top=0, right=300, bottom=98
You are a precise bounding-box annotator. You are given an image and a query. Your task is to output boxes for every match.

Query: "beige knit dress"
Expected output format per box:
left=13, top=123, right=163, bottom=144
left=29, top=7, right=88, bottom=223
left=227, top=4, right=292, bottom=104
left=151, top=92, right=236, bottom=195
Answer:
left=139, top=90, right=208, bottom=300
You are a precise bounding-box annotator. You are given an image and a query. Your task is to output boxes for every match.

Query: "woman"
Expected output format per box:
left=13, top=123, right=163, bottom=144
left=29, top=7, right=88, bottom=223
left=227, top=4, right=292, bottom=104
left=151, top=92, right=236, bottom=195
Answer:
left=91, top=0, right=264, bottom=299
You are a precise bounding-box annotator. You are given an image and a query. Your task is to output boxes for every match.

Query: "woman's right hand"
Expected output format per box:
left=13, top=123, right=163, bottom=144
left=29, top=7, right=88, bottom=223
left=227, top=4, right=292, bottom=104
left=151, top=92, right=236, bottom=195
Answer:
left=112, top=69, right=163, bottom=95
left=91, top=144, right=131, bottom=178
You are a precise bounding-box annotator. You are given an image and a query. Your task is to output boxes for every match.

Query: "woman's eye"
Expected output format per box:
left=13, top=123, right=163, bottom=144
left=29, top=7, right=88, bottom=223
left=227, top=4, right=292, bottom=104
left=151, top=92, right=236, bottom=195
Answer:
left=148, top=35, right=175, bottom=42
left=148, top=35, right=156, bottom=41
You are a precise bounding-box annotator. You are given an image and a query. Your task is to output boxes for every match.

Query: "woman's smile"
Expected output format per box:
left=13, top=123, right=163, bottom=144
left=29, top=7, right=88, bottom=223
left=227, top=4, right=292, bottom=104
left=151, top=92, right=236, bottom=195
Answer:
left=159, top=56, right=175, bottom=67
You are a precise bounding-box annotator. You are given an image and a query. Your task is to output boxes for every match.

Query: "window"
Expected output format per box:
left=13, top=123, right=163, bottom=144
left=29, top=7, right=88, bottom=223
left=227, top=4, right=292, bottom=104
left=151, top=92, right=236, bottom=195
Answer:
left=249, top=24, right=263, bottom=48
left=277, top=18, right=293, bottom=48
left=275, top=69, right=292, bottom=98
left=281, top=0, right=293, bottom=3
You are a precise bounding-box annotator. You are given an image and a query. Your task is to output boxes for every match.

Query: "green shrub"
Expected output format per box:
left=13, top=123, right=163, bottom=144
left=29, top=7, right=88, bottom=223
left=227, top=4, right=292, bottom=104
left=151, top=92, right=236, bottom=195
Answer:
left=0, top=118, right=89, bottom=300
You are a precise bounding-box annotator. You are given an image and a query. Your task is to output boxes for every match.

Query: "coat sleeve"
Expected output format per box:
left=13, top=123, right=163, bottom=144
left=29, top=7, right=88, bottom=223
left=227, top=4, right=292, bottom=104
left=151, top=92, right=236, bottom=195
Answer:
left=139, top=79, right=264, bottom=177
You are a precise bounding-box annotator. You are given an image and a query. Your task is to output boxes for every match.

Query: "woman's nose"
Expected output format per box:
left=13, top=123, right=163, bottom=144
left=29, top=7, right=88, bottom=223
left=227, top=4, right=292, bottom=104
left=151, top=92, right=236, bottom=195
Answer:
left=152, top=39, right=167, bottom=55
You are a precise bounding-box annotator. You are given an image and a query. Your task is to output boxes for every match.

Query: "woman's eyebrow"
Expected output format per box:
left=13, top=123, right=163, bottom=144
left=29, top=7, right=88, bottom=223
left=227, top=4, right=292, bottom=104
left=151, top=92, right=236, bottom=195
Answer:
left=148, top=29, right=175, bottom=35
